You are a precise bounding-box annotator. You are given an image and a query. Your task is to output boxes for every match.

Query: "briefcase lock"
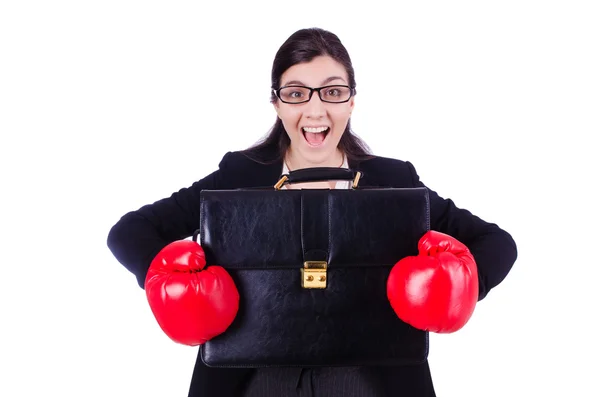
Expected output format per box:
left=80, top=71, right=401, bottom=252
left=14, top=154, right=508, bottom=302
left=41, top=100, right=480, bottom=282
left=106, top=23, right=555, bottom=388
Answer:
left=301, top=261, right=328, bottom=289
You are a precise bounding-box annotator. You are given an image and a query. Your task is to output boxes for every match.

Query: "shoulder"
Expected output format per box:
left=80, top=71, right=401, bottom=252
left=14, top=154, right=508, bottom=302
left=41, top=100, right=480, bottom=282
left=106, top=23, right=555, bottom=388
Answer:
left=217, top=150, right=251, bottom=168
left=218, top=148, right=281, bottom=173
left=214, top=147, right=283, bottom=188
left=219, top=144, right=281, bottom=167
left=354, top=154, right=419, bottom=188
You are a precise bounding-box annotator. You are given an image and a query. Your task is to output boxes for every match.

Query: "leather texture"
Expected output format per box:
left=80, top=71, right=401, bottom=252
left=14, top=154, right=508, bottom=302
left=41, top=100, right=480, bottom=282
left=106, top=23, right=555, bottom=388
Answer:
left=285, top=167, right=358, bottom=184
left=198, top=187, right=430, bottom=368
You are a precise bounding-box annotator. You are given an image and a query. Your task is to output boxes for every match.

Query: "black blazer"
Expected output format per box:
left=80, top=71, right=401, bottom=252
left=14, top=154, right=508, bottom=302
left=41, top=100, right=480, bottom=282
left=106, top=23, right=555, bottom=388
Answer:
left=107, top=147, right=518, bottom=397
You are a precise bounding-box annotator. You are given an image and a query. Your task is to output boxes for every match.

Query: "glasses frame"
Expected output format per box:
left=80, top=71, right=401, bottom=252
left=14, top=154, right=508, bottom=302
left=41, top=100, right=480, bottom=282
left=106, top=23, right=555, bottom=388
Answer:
left=273, top=84, right=356, bottom=104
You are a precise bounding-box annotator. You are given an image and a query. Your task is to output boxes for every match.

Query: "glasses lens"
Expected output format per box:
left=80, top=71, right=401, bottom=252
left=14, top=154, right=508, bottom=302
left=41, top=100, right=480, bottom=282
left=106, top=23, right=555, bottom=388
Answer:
left=278, top=86, right=311, bottom=103
left=320, top=85, right=352, bottom=103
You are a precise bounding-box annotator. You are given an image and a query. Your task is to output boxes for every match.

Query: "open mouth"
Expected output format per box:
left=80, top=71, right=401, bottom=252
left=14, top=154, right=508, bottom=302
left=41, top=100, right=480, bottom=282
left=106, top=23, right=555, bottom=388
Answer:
left=302, top=126, right=330, bottom=147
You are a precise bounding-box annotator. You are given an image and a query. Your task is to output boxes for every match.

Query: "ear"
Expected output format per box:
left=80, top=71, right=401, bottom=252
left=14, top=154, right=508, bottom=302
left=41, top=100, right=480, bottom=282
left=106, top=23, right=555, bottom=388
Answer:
left=273, top=102, right=280, bottom=118
left=348, top=96, right=355, bottom=114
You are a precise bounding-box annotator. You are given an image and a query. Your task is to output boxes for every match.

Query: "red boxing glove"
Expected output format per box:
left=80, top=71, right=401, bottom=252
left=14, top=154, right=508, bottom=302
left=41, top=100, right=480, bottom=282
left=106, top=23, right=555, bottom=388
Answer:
left=145, top=240, right=239, bottom=345
left=387, top=231, right=479, bottom=333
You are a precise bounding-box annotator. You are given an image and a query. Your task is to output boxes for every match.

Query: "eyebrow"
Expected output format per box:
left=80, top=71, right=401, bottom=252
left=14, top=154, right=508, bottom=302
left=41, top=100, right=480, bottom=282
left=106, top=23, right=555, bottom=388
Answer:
left=282, top=76, right=347, bottom=87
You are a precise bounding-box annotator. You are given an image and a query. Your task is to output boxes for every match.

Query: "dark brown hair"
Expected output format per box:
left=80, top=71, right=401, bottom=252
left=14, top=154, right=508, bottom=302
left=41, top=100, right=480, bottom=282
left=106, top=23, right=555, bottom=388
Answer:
left=241, top=27, right=374, bottom=164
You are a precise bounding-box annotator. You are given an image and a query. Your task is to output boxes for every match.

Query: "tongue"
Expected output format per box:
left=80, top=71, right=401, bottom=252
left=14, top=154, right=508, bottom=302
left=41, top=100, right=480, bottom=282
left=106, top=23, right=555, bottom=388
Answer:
left=305, top=132, right=325, bottom=146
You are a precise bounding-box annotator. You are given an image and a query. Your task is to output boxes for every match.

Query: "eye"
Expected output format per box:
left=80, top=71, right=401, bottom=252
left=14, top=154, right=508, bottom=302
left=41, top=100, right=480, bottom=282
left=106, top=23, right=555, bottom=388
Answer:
left=279, top=86, right=309, bottom=102
left=321, top=86, right=351, bottom=100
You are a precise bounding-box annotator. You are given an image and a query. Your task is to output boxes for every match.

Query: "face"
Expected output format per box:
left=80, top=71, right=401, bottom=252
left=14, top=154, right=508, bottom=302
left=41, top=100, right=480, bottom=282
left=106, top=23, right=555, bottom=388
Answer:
left=274, top=55, right=354, bottom=168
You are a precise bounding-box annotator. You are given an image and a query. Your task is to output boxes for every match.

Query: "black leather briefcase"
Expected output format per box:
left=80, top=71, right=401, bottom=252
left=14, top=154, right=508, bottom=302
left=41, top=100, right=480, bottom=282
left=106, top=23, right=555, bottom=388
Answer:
left=196, top=167, right=430, bottom=368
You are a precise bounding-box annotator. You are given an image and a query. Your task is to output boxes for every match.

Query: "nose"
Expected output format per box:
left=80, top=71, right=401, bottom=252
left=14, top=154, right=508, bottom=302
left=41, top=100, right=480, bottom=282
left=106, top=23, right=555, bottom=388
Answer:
left=304, top=90, right=327, bottom=118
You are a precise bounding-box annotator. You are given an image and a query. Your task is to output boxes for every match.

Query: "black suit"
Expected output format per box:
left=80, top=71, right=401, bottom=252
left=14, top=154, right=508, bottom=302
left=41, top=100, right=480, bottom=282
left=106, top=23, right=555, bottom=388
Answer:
left=107, top=147, right=518, bottom=397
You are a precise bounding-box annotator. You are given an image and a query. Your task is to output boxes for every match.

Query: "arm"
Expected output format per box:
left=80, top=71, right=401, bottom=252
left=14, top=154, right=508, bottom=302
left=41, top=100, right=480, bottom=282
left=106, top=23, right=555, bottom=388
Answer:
left=407, top=161, right=518, bottom=301
left=106, top=152, right=233, bottom=289
left=107, top=151, right=253, bottom=395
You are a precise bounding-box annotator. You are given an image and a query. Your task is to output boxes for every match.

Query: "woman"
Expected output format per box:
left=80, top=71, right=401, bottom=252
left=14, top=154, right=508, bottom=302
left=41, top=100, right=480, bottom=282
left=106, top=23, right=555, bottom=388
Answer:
left=107, top=27, right=518, bottom=397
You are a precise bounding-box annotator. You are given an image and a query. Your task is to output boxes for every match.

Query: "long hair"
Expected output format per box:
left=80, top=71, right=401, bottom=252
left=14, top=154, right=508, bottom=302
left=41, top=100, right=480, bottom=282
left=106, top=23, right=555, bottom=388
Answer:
left=241, top=28, right=374, bottom=164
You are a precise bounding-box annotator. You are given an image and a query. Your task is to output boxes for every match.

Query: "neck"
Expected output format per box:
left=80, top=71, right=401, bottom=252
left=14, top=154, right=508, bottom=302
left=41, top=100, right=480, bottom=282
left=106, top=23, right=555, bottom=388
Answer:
left=285, top=149, right=345, bottom=171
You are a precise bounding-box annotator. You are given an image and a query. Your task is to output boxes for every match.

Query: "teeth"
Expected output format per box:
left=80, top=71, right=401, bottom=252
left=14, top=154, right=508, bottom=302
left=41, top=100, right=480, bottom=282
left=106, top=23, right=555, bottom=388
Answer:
left=302, top=127, right=328, bottom=133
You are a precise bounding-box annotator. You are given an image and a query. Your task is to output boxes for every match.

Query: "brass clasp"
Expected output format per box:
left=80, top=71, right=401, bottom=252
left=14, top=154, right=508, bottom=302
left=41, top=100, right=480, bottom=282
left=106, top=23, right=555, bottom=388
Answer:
left=301, top=261, right=328, bottom=289
left=274, top=175, right=288, bottom=190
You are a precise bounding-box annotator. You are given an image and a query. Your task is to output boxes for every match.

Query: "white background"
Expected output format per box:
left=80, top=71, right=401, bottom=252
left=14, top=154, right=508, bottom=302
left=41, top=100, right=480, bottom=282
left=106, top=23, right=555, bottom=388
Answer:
left=1, top=1, right=599, bottom=396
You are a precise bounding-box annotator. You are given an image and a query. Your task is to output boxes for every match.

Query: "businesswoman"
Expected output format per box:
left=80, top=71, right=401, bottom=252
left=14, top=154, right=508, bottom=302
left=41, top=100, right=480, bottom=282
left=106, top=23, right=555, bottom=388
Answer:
left=107, top=27, right=518, bottom=397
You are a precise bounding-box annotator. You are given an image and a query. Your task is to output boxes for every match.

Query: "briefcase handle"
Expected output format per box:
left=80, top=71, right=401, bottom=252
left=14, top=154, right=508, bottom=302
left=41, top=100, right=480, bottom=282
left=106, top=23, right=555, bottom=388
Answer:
left=274, top=167, right=362, bottom=190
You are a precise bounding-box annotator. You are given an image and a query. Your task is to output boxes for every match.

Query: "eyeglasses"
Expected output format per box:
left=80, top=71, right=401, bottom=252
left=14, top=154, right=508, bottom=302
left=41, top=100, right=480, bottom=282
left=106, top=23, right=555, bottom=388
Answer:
left=273, top=85, right=355, bottom=104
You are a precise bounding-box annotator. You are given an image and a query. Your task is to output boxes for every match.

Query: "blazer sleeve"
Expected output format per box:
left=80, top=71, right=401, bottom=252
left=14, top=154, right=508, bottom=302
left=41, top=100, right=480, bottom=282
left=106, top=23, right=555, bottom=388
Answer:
left=106, top=151, right=234, bottom=289
left=406, top=161, right=518, bottom=301
left=106, top=151, right=253, bottom=396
